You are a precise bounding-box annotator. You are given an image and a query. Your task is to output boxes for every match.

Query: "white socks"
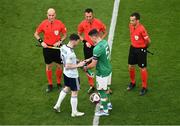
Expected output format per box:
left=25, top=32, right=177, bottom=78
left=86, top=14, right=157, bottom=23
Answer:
left=55, top=90, right=67, bottom=108
left=55, top=90, right=78, bottom=114
left=71, top=96, right=78, bottom=113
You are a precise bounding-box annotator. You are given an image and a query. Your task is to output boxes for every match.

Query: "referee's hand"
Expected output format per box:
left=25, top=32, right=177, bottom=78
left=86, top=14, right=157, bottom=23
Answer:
left=41, top=42, right=48, bottom=48
left=53, top=40, right=62, bottom=47
left=86, top=42, right=91, bottom=48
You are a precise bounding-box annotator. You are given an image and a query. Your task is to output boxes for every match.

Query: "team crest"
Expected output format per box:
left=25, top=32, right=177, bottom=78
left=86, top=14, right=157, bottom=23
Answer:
left=54, top=30, right=59, bottom=35
left=134, top=35, right=139, bottom=40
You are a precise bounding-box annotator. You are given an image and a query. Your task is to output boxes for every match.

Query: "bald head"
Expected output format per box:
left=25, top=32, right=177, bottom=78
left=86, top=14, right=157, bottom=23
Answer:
left=47, top=8, right=56, bottom=14
left=47, top=8, right=56, bottom=22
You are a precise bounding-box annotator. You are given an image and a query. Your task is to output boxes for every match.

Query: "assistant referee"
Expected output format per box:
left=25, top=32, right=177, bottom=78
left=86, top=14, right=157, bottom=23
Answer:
left=34, top=8, right=67, bottom=92
left=77, top=8, right=108, bottom=93
left=127, top=12, right=151, bottom=96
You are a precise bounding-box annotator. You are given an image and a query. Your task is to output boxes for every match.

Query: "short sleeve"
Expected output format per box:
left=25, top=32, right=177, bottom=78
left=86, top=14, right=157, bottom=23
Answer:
left=93, top=46, right=103, bottom=59
left=36, top=22, right=44, bottom=34
left=78, top=22, right=84, bottom=34
left=99, top=22, right=106, bottom=32
left=141, top=26, right=149, bottom=40
left=60, top=22, right=67, bottom=34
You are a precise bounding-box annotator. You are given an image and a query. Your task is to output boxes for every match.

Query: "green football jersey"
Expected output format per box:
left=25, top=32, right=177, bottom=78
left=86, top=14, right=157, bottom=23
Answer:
left=93, top=40, right=112, bottom=77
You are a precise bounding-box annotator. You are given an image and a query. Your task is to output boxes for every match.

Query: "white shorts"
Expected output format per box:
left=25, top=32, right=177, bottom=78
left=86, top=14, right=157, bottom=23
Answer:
left=96, top=73, right=112, bottom=90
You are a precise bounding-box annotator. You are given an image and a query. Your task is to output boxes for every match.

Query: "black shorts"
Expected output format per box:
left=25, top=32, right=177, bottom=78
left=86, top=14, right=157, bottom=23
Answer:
left=63, top=74, right=80, bottom=91
left=43, top=48, right=62, bottom=64
left=83, top=43, right=94, bottom=59
left=128, top=45, right=147, bottom=68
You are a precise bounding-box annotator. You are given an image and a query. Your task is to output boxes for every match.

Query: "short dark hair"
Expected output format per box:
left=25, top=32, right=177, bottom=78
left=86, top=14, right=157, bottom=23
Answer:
left=85, top=8, right=93, bottom=13
left=88, top=29, right=98, bottom=36
left=130, top=12, right=140, bottom=20
left=69, top=33, right=80, bottom=41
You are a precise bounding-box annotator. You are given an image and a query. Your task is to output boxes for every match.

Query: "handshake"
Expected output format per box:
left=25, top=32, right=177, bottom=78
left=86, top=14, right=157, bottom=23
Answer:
left=76, top=57, right=92, bottom=68
left=76, top=59, right=88, bottom=68
left=77, top=58, right=94, bottom=77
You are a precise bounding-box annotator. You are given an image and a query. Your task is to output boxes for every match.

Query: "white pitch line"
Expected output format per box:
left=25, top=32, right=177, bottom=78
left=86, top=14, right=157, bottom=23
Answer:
left=92, top=103, right=100, bottom=126
left=108, top=0, right=120, bottom=56
left=92, top=0, right=120, bottom=126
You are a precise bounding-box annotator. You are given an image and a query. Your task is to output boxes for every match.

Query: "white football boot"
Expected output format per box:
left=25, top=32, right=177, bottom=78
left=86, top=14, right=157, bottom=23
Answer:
left=53, top=106, right=60, bottom=113
left=71, top=111, right=85, bottom=117
left=95, top=110, right=109, bottom=116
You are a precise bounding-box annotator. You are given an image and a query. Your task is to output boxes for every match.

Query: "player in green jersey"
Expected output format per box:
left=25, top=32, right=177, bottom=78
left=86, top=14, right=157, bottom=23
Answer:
left=84, top=29, right=112, bottom=116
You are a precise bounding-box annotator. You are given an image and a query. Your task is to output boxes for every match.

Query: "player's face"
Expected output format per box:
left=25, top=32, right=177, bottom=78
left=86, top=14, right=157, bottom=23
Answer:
left=130, top=16, right=138, bottom=26
left=85, top=12, right=94, bottom=23
left=47, top=12, right=56, bottom=23
left=74, top=39, right=80, bottom=47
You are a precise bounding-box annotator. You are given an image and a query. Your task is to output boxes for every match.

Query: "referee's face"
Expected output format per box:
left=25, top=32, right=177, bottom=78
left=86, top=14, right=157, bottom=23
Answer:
left=47, top=11, right=56, bottom=23
left=85, top=12, right=93, bottom=23
left=130, top=16, right=138, bottom=26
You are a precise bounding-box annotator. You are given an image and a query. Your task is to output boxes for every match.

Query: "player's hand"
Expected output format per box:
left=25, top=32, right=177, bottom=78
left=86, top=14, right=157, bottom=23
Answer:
left=83, top=58, right=92, bottom=63
left=53, top=40, right=62, bottom=47
left=41, top=42, right=48, bottom=48
left=78, top=61, right=86, bottom=68
left=86, top=42, right=91, bottom=48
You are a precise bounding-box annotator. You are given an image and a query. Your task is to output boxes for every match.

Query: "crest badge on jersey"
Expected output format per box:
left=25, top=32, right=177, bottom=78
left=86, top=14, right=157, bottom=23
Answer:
left=134, top=35, right=139, bottom=40
left=54, top=30, right=59, bottom=36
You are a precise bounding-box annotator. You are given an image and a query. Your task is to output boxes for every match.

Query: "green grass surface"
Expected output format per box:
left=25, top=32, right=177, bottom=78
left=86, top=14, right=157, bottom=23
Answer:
left=0, top=0, right=180, bottom=125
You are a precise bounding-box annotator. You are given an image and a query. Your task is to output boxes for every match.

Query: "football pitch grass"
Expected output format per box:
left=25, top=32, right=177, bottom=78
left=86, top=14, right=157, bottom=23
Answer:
left=0, top=0, right=180, bottom=125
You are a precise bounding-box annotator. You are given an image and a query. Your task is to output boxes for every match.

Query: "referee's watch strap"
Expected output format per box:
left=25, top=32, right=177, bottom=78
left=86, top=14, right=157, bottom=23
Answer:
left=82, top=40, right=87, bottom=43
left=38, top=38, right=43, bottom=43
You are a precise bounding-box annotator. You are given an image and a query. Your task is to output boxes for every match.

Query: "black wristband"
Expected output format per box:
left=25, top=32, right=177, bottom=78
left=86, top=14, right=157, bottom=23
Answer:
left=82, top=39, right=87, bottom=43
left=38, top=38, right=43, bottom=43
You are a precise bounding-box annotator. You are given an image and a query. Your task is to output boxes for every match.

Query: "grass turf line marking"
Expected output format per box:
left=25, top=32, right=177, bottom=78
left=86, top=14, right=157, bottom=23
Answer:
left=108, top=0, right=120, bottom=55
left=92, top=0, right=120, bottom=125
left=93, top=103, right=100, bottom=126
